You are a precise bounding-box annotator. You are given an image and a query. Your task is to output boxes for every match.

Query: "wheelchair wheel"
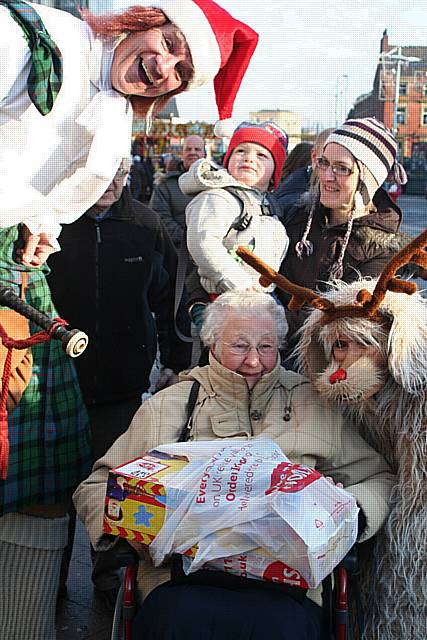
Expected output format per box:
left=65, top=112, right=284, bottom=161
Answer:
left=110, top=564, right=138, bottom=640
left=111, top=582, right=125, bottom=640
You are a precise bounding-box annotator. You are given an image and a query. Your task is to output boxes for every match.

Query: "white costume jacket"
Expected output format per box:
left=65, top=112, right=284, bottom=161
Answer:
left=0, top=2, right=133, bottom=244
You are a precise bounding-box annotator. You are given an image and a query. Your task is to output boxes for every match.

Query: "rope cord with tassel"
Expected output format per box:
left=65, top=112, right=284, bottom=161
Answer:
left=0, top=317, right=68, bottom=480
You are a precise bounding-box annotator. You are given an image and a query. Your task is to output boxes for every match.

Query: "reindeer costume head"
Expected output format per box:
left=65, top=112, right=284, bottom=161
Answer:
left=237, top=232, right=427, bottom=640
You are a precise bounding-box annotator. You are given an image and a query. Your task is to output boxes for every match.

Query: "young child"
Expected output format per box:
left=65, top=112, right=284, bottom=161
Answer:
left=179, top=122, right=289, bottom=319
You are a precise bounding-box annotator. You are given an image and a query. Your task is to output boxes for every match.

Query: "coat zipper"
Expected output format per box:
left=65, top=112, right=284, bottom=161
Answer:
left=93, top=222, right=101, bottom=400
left=248, top=389, right=254, bottom=437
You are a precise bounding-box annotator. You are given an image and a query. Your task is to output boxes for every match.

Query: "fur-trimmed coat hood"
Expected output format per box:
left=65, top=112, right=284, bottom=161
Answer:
left=179, top=158, right=258, bottom=196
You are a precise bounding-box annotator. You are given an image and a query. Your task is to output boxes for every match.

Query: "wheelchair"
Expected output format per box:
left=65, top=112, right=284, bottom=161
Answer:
left=109, top=547, right=364, bottom=640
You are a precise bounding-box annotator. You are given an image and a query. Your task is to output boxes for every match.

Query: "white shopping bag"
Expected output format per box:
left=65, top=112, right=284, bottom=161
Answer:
left=149, top=439, right=284, bottom=564
left=148, top=439, right=359, bottom=588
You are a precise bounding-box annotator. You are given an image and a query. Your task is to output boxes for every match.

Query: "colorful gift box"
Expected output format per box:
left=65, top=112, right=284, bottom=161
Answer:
left=103, top=453, right=189, bottom=545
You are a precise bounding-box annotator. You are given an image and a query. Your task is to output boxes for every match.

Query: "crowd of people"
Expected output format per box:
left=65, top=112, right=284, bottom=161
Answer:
left=0, top=1, right=423, bottom=639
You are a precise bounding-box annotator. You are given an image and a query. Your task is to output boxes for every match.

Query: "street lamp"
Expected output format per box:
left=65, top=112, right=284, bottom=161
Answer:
left=335, top=74, right=349, bottom=127
left=379, top=47, right=420, bottom=135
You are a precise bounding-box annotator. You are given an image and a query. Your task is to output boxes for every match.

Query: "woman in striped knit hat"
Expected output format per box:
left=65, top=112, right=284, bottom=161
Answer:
left=276, top=117, right=410, bottom=358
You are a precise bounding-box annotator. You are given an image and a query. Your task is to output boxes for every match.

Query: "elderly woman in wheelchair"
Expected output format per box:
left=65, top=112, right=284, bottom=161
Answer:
left=74, top=291, right=394, bottom=640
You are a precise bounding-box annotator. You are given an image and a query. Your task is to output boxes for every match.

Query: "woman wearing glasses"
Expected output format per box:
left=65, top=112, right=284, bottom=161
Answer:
left=276, top=118, right=408, bottom=357
left=75, top=290, right=393, bottom=640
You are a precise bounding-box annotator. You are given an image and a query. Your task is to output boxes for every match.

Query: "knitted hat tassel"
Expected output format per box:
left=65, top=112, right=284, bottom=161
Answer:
left=393, top=161, right=408, bottom=186
left=329, top=212, right=355, bottom=280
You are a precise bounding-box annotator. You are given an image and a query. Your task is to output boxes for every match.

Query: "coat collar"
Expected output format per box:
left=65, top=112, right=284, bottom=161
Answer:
left=210, top=351, right=282, bottom=401
left=183, top=352, right=282, bottom=407
left=76, top=34, right=133, bottom=178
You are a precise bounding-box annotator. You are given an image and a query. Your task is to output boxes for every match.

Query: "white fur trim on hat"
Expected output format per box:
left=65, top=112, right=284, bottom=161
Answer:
left=213, top=118, right=236, bottom=138
left=138, top=0, right=221, bottom=90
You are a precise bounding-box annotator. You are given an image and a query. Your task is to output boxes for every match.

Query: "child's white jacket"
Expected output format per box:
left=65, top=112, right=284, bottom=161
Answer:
left=180, top=159, right=289, bottom=294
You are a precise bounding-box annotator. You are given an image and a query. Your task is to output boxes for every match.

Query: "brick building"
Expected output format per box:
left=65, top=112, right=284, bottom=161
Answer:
left=348, top=30, right=427, bottom=160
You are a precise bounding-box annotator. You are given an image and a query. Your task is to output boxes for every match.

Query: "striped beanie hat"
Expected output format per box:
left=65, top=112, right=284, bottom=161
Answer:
left=324, top=117, right=407, bottom=206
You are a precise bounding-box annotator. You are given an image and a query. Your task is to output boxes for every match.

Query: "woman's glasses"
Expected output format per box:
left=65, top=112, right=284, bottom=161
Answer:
left=222, top=341, right=277, bottom=357
left=316, top=157, right=354, bottom=177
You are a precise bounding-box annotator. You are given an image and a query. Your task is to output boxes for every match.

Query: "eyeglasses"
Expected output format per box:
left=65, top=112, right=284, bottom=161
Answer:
left=316, top=157, right=354, bottom=177
left=222, top=341, right=277, bottom=357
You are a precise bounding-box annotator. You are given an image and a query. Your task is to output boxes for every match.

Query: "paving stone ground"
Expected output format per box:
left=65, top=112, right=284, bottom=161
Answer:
left=56, top=520, right=115, bottom=640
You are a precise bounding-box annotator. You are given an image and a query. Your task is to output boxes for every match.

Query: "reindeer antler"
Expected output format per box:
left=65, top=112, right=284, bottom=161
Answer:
left=356, top=228, right=427, bottom=317
left=235, top=247, right=335, bottom=312
left=236, top=227, right=427, bottom=324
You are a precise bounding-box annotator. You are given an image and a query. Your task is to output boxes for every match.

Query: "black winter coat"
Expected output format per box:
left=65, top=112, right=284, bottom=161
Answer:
left=274, top=167, right=311, bottom=213
left=149, top=161, right=192, bottom=250
left=279, top=188, right=402, bottom=296
left=48, top=189, right=191, bottom=405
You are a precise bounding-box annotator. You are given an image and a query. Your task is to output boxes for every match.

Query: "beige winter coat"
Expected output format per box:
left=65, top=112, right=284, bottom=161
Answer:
left=74, top=355, right=394, bottom=606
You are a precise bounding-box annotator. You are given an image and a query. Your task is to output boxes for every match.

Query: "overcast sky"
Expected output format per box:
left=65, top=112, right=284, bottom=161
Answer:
left=172, top=0, right=427, bottom=128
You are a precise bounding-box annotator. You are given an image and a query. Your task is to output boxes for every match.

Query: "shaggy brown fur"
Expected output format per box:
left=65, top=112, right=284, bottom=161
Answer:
left=295, top=280, right=427, bottom=640
left=237, top=234, right=427, bottom=639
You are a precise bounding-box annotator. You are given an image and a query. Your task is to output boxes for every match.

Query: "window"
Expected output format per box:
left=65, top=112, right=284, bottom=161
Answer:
left=422, top=106, right=427, bottom=126
left=397, top=106, right=406, bottom=125
left=399, top=83, right=408, bottom=97
left=424, top=86, right=427, bottom=97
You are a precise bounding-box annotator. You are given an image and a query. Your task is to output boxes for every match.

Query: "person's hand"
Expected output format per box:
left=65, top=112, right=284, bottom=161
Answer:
left=156, top=367, right=179, bottom=391
left=127, top=540, right=153, bottom=564
left=18, top=226, right=57, bottom=267
left=325, top=476, right=344, bottom=489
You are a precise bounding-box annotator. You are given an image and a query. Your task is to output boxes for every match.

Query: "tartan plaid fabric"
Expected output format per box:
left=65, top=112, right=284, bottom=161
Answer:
left=1, top=0, right=63, bottom=115
left=0, top=226, right=92, bottom=516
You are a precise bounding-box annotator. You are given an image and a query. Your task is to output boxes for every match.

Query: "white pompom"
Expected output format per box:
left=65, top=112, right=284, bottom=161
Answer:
left=354, top=190, right=365, bottom=212
left=214, top=119, right=236, bottom=138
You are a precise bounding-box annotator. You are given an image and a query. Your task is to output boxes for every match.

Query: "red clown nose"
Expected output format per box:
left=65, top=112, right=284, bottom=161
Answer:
left=329, top=368, right=347, bottom=384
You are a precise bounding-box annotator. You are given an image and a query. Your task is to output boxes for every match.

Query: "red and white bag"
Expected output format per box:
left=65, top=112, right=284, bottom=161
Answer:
left=149, top=439, right=359, bottom=588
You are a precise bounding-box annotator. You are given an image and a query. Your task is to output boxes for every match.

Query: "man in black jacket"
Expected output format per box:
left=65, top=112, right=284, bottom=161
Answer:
left=49, top=161, right=190, bottom=458
left=149, top=135, right=206, bottom=250
left=48, top=162, right=191, bottom=598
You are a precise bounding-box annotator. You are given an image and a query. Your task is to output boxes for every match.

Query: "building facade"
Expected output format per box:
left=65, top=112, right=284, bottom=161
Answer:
left=348, top=30, right=427, bottom=160
left=249, top=109, right=302, bottom=149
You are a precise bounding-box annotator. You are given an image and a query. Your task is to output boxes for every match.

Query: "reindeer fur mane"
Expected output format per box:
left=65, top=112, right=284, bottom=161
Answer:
left=296, top=277, right=427, bottom=640
left=295, top=277, right=427, bottom=396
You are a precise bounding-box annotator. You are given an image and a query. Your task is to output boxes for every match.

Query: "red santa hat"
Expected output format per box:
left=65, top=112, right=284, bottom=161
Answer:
left=142, top=0, right=259, bottom=134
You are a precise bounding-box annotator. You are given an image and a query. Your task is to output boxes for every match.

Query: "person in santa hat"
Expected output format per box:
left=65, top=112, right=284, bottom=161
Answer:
left=0, top=2, right=258, bottom=639
left=0, top=0, right=258, bottom=265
